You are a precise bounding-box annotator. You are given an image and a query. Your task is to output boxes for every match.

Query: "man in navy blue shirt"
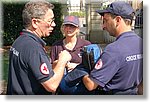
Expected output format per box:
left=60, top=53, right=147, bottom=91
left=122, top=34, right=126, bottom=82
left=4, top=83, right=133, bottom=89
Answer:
left=7, top=1, right=71, bottom=95
left=82, top=1, right=143, bottom=95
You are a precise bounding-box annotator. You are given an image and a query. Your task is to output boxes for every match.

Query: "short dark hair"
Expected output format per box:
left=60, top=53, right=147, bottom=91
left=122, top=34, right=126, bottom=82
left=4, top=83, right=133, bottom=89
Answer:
left=109, top=12, right=135, bottom=25
left=22, top=0, right=54, bottom=28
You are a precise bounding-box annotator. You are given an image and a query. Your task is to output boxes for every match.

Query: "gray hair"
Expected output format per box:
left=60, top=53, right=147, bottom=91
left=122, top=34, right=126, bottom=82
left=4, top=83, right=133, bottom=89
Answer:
left=22, top=0, right=54, bottom=28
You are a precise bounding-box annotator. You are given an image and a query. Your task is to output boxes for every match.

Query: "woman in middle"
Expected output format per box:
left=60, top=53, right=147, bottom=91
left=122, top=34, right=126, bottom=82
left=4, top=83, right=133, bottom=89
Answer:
left=50, top=16, right=93, bottom=94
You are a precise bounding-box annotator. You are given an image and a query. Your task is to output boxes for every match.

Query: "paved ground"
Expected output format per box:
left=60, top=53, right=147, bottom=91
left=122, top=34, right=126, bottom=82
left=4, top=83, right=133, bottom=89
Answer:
left=0, top=80, right=7, bottom=95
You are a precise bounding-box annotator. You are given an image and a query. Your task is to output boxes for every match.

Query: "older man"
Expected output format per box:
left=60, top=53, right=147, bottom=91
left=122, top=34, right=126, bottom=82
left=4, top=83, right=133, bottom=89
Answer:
left=7, top=0, right=71, bottom=95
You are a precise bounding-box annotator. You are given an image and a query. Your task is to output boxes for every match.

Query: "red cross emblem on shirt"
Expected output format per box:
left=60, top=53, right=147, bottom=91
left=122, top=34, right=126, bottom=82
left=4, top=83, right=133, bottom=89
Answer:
left=95, top=59, right=103, bottom=70
left=40, top=63, right=49, bottom=75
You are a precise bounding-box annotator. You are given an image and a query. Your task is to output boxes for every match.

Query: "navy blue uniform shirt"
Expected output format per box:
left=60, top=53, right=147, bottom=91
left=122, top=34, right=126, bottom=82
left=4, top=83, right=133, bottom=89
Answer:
left=7, top=29, right=54, bottom=95
left=90, top=31, right=143, bottom=94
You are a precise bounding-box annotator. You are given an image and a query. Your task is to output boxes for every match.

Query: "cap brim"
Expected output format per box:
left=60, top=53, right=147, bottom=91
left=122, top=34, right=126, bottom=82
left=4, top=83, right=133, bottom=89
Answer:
left=96, top=9, right=110, bottom=16
left=63, top=22, right=79, bottom=27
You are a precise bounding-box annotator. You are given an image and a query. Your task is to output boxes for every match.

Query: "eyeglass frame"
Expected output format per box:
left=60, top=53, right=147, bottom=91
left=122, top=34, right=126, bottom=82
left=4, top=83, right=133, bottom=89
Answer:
left=36, top=18, right=55, bottom=26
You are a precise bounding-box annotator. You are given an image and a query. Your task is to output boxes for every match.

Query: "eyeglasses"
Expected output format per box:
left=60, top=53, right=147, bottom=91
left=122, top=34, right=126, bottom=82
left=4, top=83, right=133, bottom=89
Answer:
left=38, top=18, right=55, bottom=26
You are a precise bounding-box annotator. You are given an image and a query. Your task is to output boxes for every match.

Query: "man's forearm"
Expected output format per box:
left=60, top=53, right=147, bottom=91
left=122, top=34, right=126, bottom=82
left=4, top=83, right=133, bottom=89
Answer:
left=82, top=75, right=98, bottom=91
left=41, top=59, right=67, bottom=93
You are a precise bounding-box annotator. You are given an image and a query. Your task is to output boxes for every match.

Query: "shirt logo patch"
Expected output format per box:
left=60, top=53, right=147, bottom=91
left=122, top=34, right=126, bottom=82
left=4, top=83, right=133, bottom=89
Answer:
left=40, top=63, right=49, bottom=75
left=95, top=59, right=103, bottom=70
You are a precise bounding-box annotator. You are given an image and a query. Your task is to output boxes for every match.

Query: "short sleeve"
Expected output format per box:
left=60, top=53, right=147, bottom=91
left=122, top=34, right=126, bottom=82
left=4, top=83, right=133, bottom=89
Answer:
left=28, top=48, right=54, bottom=83
left=90, top=48, right=119, bottom=87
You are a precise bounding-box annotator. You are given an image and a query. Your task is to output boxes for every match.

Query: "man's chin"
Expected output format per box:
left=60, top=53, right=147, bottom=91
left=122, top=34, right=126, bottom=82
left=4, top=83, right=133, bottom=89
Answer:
left=46, top=33, right=51, bottom=37
left=44, top=31, right=52, bottom=37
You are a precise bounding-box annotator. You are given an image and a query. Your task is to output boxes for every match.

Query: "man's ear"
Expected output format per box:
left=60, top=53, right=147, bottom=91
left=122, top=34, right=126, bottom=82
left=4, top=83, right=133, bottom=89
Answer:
left=115, top=16, right=122, bottom=27
left=31, top=18, right=38, bottom=29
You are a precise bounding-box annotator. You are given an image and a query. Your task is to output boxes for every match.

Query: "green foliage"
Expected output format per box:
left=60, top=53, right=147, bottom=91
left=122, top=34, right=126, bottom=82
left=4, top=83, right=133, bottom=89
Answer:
left=2, top=2, right=63, bottom=46
left=2, top=52, right=9, bottom=81
left=69, top=11, right=85, bottom=18
left=3, top=2, right=24, bottom=46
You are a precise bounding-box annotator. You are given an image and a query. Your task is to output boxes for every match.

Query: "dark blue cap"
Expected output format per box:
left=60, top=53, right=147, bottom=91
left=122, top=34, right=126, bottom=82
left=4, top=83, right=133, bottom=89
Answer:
left=63, top=16, right=80, bottom=27
left=96, top=1, right=134, bottom=20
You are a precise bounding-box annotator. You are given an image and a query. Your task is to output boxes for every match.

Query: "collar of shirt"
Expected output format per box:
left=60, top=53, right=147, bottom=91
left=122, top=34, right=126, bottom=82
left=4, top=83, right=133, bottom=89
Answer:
left=21, top=29, right=46, bottom=47
left=62, top=38, right=84, bottom=52
left=116, top=31, right=135, bottom=41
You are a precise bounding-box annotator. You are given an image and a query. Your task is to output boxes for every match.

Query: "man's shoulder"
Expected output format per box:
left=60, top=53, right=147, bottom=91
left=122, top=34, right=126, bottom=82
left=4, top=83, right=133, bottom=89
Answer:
left=14, top=35, right=42, bottom=49
left=103, top=42, right=122, bottom=57
left=105, top=42, right=117, bottom=50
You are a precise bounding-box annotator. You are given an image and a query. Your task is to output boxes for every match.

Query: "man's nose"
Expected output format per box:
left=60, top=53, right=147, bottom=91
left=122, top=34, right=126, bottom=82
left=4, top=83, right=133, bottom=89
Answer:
left=51, top=21, right=56, bottom=27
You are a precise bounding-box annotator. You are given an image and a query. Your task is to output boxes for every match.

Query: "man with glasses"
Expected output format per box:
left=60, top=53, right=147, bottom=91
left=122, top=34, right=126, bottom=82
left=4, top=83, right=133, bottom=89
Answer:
left=7, top=0, right=71, bottom=95
left=82, top=1, right=143, bottom=95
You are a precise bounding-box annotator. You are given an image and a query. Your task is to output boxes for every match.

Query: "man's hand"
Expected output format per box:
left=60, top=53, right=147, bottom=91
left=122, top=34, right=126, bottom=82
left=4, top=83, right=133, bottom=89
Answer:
left=58, top=50, right=72, bottom=63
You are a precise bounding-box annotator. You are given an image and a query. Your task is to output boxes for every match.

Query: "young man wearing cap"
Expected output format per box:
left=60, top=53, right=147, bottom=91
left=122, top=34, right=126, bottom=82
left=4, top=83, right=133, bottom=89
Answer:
left=50, top=16, right=93, bottom=94
left=82, top=1, right=143, bottom=95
